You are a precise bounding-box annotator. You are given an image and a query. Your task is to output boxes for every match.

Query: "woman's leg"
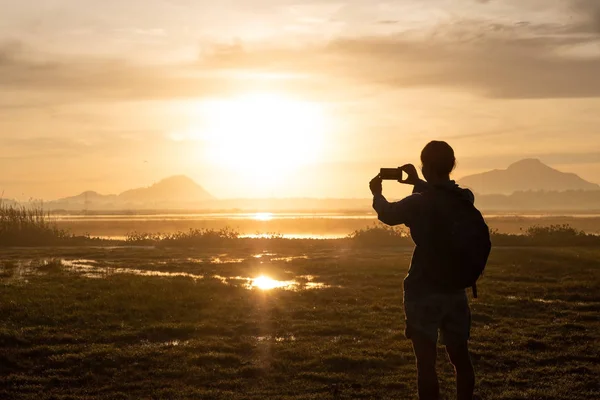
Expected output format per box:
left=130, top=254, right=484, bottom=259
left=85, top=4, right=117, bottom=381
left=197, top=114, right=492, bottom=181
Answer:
left=446, top=342, right=475, bottom=400
left=411, top=331, right=440, bottom=400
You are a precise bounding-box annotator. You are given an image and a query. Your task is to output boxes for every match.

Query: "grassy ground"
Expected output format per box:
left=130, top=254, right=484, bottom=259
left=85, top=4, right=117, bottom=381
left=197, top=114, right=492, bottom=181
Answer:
left=1, top=244, right=599, bottom=399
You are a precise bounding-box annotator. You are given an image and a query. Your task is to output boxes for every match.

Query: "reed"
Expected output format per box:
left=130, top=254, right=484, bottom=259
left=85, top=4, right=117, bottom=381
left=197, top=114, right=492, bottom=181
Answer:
left=0, top=203, right=71, bottom=246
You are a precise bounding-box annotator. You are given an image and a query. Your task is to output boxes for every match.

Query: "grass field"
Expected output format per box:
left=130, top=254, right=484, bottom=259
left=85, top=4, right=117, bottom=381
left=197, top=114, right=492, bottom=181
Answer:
left=1, top=243, right=599, bottom=399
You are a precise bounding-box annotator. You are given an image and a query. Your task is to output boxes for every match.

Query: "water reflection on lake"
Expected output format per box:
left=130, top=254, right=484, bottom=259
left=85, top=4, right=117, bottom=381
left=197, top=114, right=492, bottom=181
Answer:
left=52, top=211, right=600, bottom=239
left=240, top=233, right=346, bottom=239
left=253, top=212, right=274, bottom=221
left=51, top=212, right=376, bottom=222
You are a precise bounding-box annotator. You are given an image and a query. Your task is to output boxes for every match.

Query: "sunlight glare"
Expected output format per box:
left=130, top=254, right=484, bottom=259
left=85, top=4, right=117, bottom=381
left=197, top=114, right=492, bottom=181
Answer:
left=251, top=275, right=296, bottom=290
left=254, top=212, right=274, bottom=221
left=183, top=93, right=328, bottom=188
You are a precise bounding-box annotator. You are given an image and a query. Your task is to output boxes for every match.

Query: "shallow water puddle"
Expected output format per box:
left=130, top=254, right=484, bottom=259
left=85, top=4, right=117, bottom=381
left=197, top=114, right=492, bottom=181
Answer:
left=212, top=275, right=298, bottom=290
left=297, top=274, right=330, bottom=289
left=505, top=295, right=591, bottom=306
left=61, top=259, right=106, bottom=278
left=272, top=255, right=309, bottom=262
left=63, top=259, right=98, bottom=265
left=62, top=259, right=205, bottom=280
left=256, top=335, right=296, bottom=342
left=60, top=263, right=332, bottom=290
left=140, top=340, right=190, bottom=348
left=3, top=259, right=330, bottom=290
left=210, top=256, right=245, bottom=264
left=211, top=274, right=330, bottom=291
left=186, top=255, right=246, bottom=264
left=331, top=336, right=362, bottom=344
left=305, top=281, right=329, bottom=289
left=506, top=295, right=559, bottom=304
left=113, top=268, right=204, bottom=280
left=252, top=252, right=278, bottom=259
left=1, top=260, right=43, bottom=282
left=251, top=275, right=298, bottom=290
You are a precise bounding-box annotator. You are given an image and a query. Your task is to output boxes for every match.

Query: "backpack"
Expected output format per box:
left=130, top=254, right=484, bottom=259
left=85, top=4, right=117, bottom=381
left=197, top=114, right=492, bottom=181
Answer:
left=421, top=187, right=491, bottom=298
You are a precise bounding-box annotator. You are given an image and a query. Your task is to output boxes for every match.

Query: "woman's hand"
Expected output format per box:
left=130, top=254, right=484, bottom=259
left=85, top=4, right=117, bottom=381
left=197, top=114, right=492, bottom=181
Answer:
left=399, top=164, right=420, bottom=185
left=369, top=175, right=383, bottom=196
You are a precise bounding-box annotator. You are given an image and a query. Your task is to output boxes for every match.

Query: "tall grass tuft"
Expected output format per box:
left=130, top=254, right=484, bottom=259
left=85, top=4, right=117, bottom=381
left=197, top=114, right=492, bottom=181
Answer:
left=126, top=227, right=240, bottom=247
left=0, top=203, right=72, bottom=246
left=349, top=223, right=600, bottom=247
left=347, top=223, right=412, bottom=247
left=524, top=224, right=598, bottom=246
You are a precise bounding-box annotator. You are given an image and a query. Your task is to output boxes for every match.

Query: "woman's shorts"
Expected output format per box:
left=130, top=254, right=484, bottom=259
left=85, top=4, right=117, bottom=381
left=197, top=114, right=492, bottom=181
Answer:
left=404, top=291, right=471, bottom=346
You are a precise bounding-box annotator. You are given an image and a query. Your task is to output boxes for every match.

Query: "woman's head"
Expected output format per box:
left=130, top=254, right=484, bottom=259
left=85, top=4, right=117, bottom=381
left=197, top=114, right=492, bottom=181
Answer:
left=420, top=141, right=456, bottom=182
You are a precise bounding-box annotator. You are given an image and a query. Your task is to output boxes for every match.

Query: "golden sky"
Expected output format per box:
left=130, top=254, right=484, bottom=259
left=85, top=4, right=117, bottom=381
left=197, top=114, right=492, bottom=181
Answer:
left=1, top=0, right=600, bottom=200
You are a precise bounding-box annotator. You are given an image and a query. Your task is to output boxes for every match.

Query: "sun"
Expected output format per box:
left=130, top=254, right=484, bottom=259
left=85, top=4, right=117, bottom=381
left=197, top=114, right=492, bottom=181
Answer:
left=183, top=93, right=327, bottom=188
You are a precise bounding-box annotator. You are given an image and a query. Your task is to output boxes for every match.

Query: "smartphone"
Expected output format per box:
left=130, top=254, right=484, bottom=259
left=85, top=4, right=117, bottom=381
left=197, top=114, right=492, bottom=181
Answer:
left=380, top=168, right=404, bottom=181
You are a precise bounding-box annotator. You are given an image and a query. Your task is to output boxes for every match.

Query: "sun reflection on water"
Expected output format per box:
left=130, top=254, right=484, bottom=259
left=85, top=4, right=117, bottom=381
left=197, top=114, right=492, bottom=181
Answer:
left=253, top=212, right=274, bottom=221
left=7, top=258, right=331, bottom=292
left=248, top=275, right=298, bottom=290
left=251, top=275, right=297, bottom=290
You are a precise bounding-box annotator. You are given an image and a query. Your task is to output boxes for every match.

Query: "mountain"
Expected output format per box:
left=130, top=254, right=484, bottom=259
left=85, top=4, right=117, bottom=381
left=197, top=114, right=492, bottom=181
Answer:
left=48, top=176, right=214, bottom=210
left=58, top=191, right=118, bottom=204
left=475, top=190, right=600, bottom=211
left=119, top=175, right=214, bottom=203
left=0, top=198, right=19, bottom=207
left=458, top=159, right=600, bottom=195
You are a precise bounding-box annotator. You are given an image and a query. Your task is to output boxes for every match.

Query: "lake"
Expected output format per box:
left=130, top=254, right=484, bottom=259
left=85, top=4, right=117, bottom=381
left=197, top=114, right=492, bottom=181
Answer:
left=51, top=212, right=600, bottom=239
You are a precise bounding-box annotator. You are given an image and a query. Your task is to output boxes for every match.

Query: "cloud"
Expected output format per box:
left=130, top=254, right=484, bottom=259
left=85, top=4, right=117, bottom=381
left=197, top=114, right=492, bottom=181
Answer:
left=541, top=151, right=600, bottom=165
left=0, top=40, right=336, bottom=107
left=0, top=136, right=93, bottom=162
left=200, top=24, right=600, bottom=99
left=0, top=41, right=242, bottom=102
left=572, top=0, right=600, bottom=34
left=2, top=14, right=600, bottom=104
left=0, top=131, right=166, bottom=161
left=460, top=151, right=600, bottom=171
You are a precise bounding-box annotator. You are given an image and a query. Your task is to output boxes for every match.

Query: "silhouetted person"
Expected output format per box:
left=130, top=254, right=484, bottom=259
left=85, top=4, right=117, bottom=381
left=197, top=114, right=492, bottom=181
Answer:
left=370, top=141, right=487, bottom=400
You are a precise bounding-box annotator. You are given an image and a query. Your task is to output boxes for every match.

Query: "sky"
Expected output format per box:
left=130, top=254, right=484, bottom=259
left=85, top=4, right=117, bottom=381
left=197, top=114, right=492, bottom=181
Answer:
left=1, top=0, right=600, bottom=200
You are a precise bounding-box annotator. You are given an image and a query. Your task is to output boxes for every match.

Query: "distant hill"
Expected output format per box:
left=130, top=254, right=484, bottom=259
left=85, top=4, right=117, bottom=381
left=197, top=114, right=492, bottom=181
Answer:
left=58, top=191, right=118, bottom=204
left=34, top=167, right=600, bottom=212
left=459, top=159, right=600, bottom=195
left=0, top=198, right=19, bottom=207
left=476, top=190, right=600, bottom=211
left=119, top=175, right=214, bottom=203
left=47, top=176, right=214, bottom=210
